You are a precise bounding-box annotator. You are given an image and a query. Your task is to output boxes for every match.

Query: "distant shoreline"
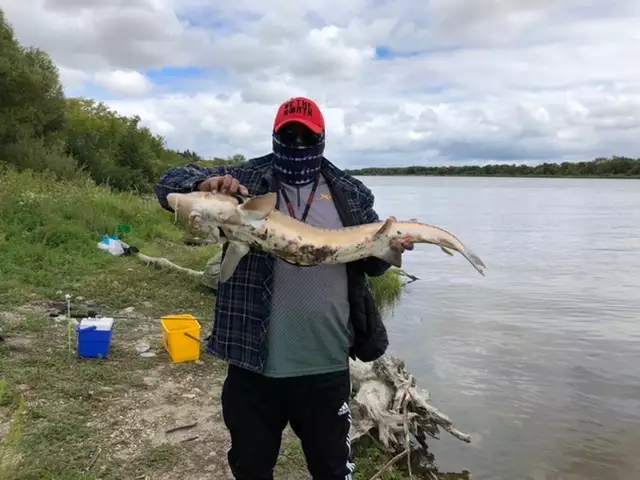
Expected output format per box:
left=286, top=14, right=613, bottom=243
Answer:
left=344, top=156, right=640, bottom=179
left=348, top=173, right=640, bottom=179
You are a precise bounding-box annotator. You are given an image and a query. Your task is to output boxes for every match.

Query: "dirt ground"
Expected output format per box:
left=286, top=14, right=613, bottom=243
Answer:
left=0, top=300, right=312, bottom=480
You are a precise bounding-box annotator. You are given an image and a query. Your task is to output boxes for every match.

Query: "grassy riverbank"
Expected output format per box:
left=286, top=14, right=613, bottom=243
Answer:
left=0, top=168, right=414, bottom=480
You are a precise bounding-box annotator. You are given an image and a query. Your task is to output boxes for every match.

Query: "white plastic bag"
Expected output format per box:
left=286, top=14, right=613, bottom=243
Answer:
left=97, top=235, right=125, bottom=256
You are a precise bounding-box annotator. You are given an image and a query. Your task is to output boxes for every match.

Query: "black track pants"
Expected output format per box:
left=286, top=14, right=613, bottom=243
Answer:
left=221, top=364, right=354, bottom=480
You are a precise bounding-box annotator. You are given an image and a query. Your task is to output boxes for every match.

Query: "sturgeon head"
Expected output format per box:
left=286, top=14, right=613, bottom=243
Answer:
left=166, top=191, right=281, bottom=282
left=166, top=191, right=243, bottom=244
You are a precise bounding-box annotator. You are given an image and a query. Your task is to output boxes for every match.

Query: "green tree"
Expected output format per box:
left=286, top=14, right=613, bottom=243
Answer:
left=0, top=7, right=186, bottom=191
left=345, top=156, right=640, bottom=178
left=175, top=149, right=204, bottom=162
left=63, top=97, right=185, bottom=192
left=0, top=9, right=74, bottom=178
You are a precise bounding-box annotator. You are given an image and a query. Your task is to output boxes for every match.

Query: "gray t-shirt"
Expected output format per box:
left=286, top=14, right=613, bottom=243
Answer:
left=261, top=175, right=351, bottom=378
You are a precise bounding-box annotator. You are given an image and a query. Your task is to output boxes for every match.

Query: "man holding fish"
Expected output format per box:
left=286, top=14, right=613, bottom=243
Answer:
left=156, top=97, right=415, bottom=480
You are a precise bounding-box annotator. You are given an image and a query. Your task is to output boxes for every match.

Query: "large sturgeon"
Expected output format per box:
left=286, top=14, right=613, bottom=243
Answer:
left=166, top=191, right=486, bottom=283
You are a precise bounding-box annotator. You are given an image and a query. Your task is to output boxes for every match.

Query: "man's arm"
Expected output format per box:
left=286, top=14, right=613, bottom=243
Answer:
left=155, top=163, right=242, bottom=212
left=354, top=186, right=392, bottom=278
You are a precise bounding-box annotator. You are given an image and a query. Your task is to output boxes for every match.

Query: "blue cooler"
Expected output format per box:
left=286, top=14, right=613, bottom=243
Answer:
left=77, top=317, right=114, bottom=359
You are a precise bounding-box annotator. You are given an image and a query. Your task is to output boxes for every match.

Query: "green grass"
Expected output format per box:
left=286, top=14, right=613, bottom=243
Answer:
left=0, top=167, right=220, bottom=313
left=274, top=438, right=409, bottom=480
left=369, top=269, right=403, bottom=313
left=0, top=167, right=417, bottom=479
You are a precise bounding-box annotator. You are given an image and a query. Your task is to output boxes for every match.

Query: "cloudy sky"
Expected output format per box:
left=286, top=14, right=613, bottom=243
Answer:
left=2, top=0, right=639, bottom=168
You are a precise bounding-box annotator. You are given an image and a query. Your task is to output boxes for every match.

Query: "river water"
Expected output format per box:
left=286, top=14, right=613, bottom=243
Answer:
left=359, top=176, right=640, bottom=480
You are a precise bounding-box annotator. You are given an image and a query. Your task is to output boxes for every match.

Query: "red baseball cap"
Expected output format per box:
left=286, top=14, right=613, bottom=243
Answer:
left=273, top=96, right=325, bottom=134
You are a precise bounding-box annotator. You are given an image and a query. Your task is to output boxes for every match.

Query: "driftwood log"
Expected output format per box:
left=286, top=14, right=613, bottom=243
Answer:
left=349, top=356, right=471, bottom=478
left=136, top=249, right=471, bottom=478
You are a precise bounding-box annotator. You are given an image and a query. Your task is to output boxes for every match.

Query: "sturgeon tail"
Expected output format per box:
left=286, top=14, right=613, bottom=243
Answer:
left=397, top=220, right=487, bottom=276
left=450, top=245, right=486, bottom=276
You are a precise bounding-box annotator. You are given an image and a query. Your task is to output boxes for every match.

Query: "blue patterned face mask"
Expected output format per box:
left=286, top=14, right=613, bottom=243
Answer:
left=272, top=124, right=325, bottom=186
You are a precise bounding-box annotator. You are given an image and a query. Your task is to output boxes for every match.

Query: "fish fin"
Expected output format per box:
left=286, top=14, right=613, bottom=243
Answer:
left=374, top=247, right=403, bottom=268
left=462, top=247, right=487, bottom=276
left=373, top=216, right=397, bottom=238
left=207, top=226, right=223, bottom=244
left=440, top=246, right=454, bottom=256
left=441, top=237, right=487, bottom=276
left=219, top=241, right=250, bottom=283
left=212, top=234, right=228, bottom=246
left=239, top=192, right=277, bottom=220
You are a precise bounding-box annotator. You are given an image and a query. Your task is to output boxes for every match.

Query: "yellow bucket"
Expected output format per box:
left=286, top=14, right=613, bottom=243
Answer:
left=161, top=314, right=201, bottom=363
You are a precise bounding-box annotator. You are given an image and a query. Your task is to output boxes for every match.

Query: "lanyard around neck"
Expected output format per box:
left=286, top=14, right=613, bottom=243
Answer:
left=278, top=174, right=321, bottom=223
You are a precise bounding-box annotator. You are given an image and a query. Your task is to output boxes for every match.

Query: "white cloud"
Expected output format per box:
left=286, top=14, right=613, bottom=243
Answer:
left=1, top=0, right=639, bottom=167
left=93, top=69, right=153, bottom=96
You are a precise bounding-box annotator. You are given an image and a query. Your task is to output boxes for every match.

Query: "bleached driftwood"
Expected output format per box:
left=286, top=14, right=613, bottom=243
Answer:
left=132, top=249, right=471, bottom=478
left=137, top=253, right=204, bottom=279
left=349, top=356, right=470, bottom=445
left=349, top=356, right=471, bottom=478
left=138, top=250, right=418, bottom=292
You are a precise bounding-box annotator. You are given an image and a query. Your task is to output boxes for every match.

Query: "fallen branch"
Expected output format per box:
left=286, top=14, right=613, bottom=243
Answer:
left=369, top=449, right=409, bottom=480
left=85, top=447, right=101, bottom=472
left=165, top=422, right=198, bottom=434
left=135, top=251, right=419, bottom=291
left=392, top=268, right=419, bottom=284
left=137, top=253, right=204, bottom=279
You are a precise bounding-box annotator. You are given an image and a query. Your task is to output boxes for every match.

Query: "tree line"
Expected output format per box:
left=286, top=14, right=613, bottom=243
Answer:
left=345, top=156, right=640, bottom=178
left=0, top=9, right=244, bottom=194
left=2, top=7, right=637, bottom=196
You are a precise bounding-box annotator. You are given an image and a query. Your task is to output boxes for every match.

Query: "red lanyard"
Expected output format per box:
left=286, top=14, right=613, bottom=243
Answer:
left=278, top=174, right=320, bottom=223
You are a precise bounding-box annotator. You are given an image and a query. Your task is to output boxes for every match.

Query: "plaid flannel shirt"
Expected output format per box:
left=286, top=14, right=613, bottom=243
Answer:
left=155, top=154, right=390, bottom=372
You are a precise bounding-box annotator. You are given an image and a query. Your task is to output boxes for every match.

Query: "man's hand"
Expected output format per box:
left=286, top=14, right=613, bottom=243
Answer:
left=390, top=238, right=415, bottom=253
left=198, top=175, right=249, bottom=196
